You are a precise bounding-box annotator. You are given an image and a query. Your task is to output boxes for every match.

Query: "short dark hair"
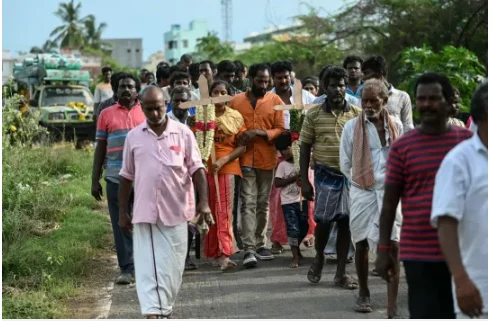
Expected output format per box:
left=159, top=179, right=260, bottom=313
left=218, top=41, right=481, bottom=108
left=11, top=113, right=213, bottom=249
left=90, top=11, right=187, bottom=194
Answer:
left=169, top=65, right=188, bottom=77
left=110, top=72, right=122, bottom=93
left=140, top=68, right=149, bottom=73
left=362, top=56, right=387, bottom=77
left=275, top=131, right=292, bottom=151
left=156, top=61, right=169, bottom=69
left=234, top=60, right=245, bottom=73
left=343, top=56, right=363, bottom=69
left=199, top=60, right=216, bottom=70
left=102, top=66, right=112, bottom=74
left=271, top=61, right=293, bottom=76
left=248, top=63, right=271, bottom=79
left=322, top=66, right=348, bottom=88
left=413, top=72, right=454, bottom=102
left=180, top=54, right=193, bottom=63
left=302, top=76, right=319, bottom=88
left=209, top=80, right=232, bottom=96
left=145, top=71, right=154, bottom=78
left=453, top=86, right=460, bottom=95
left=156, top=66, right=171, bottom=82
left=170, top=85, right=191, bottom=100
left=170, top=71, right=190, bottom=87
left=117, top=73, right=141, bottom=92
left=217, top=60, right=237, bottom=74
left=189, top=63, right=200, bottom=77
left=470, top=81, right=488, bottom=123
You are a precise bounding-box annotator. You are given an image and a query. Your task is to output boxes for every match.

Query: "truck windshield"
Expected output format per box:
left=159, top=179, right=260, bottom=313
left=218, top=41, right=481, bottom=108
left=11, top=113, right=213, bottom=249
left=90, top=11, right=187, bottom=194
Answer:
left=41, top=87, right=94, bottom=107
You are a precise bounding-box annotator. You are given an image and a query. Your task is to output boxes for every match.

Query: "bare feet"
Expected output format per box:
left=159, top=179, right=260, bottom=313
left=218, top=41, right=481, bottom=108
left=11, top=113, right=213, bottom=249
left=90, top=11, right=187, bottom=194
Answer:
left=289, top=257, right=300, bottom=268
left=354, top=296, right=372, bottom=313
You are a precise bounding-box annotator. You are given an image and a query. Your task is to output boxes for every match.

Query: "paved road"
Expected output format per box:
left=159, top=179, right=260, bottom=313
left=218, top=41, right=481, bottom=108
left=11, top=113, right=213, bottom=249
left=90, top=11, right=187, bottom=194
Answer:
left=107, top=242, right=409, bottom=319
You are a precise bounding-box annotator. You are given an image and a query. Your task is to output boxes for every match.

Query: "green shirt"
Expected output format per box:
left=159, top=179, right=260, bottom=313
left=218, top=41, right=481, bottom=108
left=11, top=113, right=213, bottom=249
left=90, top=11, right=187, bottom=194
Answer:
left=300, top=102, right=361, bottom=170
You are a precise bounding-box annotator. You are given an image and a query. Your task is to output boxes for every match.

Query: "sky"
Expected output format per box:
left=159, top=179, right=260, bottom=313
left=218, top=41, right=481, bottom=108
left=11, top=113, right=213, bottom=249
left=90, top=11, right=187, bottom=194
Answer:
left=2, top=0, right=348, bottom=59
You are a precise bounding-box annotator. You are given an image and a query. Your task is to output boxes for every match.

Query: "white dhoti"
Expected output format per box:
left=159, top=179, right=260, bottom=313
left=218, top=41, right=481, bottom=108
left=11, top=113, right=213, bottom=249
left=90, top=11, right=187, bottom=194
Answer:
left=134, top=220, right=188, bottom=316
left=349, top=188, right=402, bottom=251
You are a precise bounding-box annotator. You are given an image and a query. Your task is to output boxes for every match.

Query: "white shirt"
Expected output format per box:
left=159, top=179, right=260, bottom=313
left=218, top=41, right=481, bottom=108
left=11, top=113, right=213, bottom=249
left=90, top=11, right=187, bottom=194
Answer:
left=340, top=115, right=403, bottom=190
left=431, top=133, right=488, bottom=313
left=271, top=87, right=316, bottom=129
left=386, top=85, right=414, bottom=133
left=275, top=160, right=300, bottom=205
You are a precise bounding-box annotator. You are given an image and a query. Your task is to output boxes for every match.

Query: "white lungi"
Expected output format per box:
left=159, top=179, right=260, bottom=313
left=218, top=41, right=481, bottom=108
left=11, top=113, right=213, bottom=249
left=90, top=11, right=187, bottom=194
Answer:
left=134, top=220, right=188, bottom=316
left=350, top=188, right=402, bottom=251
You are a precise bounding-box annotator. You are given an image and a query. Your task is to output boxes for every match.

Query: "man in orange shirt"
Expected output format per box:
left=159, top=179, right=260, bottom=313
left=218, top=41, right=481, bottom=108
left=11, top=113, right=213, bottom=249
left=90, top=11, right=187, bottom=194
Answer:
left=230, top=63, right=285, bottom=267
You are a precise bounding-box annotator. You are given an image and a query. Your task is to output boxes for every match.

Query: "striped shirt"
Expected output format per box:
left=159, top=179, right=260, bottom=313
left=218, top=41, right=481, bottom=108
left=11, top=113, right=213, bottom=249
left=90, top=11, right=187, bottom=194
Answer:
left=300, top=102, right=361, bottom=170
left=385, top=126, right=473, bottom=261
left=96, top=103, right=146, bottom=183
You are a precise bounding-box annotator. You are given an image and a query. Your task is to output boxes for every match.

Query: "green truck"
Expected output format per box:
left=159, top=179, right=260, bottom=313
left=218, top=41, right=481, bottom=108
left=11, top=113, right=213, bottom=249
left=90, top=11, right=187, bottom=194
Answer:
left=13, top=54, right=96, bottom=143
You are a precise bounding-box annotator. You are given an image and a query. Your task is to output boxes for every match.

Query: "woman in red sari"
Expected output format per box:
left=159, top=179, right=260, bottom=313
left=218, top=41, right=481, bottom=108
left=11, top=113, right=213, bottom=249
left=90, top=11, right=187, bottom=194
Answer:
left=204, top=81, right=246, bottom=271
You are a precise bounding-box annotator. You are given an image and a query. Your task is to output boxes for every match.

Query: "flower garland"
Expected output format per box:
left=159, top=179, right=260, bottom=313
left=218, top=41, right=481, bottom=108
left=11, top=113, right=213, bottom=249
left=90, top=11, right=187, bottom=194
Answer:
left=289, top=109, right=304, bottom=171
left=68, top=101, right=89, bottom=120
left=195, top=103, right=216, bottom=163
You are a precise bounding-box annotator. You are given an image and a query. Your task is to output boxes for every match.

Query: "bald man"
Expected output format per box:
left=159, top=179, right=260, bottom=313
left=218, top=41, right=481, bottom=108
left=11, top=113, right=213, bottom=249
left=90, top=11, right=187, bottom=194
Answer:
left=118, top=86, right=212, bottom=318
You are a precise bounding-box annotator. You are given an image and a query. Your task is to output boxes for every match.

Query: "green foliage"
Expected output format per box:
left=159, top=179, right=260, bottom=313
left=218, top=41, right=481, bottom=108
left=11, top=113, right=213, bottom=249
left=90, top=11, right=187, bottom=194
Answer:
left=2, top=90, right=48, bottom=148
left=195, top=32, right=235, bottom=62
left=2, top=144, right=110, bottom=319
left=397, top=45, right=486, bottom=111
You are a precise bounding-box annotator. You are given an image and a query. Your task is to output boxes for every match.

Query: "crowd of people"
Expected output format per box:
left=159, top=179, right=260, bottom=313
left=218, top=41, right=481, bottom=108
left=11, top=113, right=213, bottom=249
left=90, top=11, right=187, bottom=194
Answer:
left=91, top=53, right=488, bottom=319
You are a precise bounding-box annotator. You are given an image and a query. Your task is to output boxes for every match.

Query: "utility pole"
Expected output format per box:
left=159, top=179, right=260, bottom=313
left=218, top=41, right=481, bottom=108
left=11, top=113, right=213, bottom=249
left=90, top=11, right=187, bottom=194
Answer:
left=221, top=0, right=232, bottom=42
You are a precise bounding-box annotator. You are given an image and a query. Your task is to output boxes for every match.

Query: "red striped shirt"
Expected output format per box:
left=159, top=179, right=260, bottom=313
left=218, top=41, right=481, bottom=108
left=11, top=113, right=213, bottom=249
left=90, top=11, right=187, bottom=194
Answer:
left=386, top=126, right=473, bottom=261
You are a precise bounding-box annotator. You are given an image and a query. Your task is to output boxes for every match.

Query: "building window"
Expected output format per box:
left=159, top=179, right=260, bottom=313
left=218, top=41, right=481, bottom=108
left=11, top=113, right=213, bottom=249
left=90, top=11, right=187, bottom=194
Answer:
left=127, top=49, right=131, bottom=53
left=183, top=40, right=188, bottom=48
left=136, top=49, right=140, bottom=53
left=168, top=41, right=178, bottom=50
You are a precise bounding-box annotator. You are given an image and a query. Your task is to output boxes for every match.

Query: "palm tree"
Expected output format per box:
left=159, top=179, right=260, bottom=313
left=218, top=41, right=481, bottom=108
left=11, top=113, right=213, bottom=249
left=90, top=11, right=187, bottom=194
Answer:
left=42, top=40, right=58, bottom=53
left=50, top=0, right=91, bottom=49
left=83, top=15, right=109, bottom=50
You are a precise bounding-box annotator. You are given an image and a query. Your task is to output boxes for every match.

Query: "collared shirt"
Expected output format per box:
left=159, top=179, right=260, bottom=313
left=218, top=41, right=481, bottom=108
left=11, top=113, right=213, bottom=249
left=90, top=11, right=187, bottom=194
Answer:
left=386, top=84, right=414, bottom=133
left=313, top=94, right=361, bottom=108
left=230, top=92, right=285, bottom=170
left=348, top=83, right=363, bottom=98
left=431, top=133, right=488, bottom=313
left=96, top=103, right=146, bottom=183
left=119, top=119, right=205, bottom=226
left=300, top=102, right=361, bottom=171
left=340, top=115, right=403, bottom=190
left=162, top=86, right=198, bottom=115
left=385, top=126, right=473, bottom=261
left=270, top=87, right=316, bottom=129
left=94, top=82, right=113, bottom=104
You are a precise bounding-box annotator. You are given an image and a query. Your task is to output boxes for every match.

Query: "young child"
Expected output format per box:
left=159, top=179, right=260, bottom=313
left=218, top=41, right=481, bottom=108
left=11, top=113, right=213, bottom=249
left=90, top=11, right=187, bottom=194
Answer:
left=274, top=132, right=308, bottom=268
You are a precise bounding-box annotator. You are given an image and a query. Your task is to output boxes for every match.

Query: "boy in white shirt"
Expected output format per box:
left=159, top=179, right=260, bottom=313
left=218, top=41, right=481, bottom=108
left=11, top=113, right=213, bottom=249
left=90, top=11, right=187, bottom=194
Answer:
left=274, top=132, right=308, bottom=268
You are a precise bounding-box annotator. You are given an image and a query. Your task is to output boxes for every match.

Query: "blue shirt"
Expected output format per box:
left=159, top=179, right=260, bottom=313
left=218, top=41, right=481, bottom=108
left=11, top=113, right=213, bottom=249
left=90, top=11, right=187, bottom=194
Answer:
left=166, top=103, right=196, bottom=115
left=349, top=84, right=364, bottom=98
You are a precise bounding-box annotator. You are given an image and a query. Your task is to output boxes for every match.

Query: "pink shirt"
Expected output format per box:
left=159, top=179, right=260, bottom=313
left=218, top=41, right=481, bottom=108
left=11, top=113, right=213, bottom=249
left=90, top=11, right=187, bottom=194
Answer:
left=119, top=118, right=205, bottom=226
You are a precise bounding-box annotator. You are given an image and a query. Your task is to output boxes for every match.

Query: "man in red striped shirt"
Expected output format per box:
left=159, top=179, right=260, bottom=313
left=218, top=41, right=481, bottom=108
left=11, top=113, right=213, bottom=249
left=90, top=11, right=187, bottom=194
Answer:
left=375, top=73, right=473, bottom=319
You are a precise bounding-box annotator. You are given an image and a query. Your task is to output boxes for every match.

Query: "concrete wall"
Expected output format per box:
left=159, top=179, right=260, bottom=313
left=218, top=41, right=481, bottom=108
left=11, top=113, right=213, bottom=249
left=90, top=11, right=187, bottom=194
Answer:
left=163, top=20, right=208, bottom=64
left=103, top=38, right=143, bottom=69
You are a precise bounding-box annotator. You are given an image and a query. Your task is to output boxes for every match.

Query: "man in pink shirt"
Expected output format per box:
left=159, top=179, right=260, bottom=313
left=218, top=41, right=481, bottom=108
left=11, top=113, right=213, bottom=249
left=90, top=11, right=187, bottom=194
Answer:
left=118, top=86, right=212, bottom=319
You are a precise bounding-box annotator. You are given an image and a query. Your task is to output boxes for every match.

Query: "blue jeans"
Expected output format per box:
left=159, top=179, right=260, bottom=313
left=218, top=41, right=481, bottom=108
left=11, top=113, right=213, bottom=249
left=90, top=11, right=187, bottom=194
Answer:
left=281, top=201, right=309, bottom=247
left=106, top=180, right=134, bottom=274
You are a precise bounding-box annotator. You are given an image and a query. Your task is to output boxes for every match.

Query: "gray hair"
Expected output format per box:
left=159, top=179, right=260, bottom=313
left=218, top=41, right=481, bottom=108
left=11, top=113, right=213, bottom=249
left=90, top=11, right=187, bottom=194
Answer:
left=170, top=85, right=191, bottom=100
left=361, top=79, right=389, bottom=100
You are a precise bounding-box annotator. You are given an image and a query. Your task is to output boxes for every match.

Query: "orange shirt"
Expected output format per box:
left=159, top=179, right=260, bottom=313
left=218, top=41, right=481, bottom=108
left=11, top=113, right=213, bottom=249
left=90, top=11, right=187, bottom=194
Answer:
left=230, top=92, right=285, bottom=170
left=206, top=124, right=247, bottom=176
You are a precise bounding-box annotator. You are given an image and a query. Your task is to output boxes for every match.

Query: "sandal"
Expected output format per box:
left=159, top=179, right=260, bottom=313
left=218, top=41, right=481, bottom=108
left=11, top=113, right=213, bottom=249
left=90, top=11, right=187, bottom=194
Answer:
left=307, top=258, right=324, bottom=283
left=271, top=243, right=284, bottom=254
left=334, top=274, right=359, bottom=290
left=354, top=296, right=372, bottom=313
left=220, top=260, right=237, bottom=272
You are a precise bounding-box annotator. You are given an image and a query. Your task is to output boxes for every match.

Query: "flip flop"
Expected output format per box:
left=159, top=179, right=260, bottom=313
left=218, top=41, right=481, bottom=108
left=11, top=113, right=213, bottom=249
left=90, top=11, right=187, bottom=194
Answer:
left=354, top=296, right=372, bottom=313
left=307, top=259, right=324, bottom=283
left=334, top=274, right=359, bottom=290
left=220, top=260, right=237, bottom=272
left=185, top=259, right=197, bottom=271
left=271, top=246, right=284, bottom=254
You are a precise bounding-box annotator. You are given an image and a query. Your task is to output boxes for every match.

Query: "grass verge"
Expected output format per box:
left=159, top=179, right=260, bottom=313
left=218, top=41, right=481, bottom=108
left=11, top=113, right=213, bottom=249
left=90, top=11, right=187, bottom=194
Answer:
left=2, top=143, right=112, bottom=319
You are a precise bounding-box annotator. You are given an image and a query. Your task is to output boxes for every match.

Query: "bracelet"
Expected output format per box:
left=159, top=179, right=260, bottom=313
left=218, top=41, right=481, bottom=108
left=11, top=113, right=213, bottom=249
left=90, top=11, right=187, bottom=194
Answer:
left=378, top=244, right=391, bottom=250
